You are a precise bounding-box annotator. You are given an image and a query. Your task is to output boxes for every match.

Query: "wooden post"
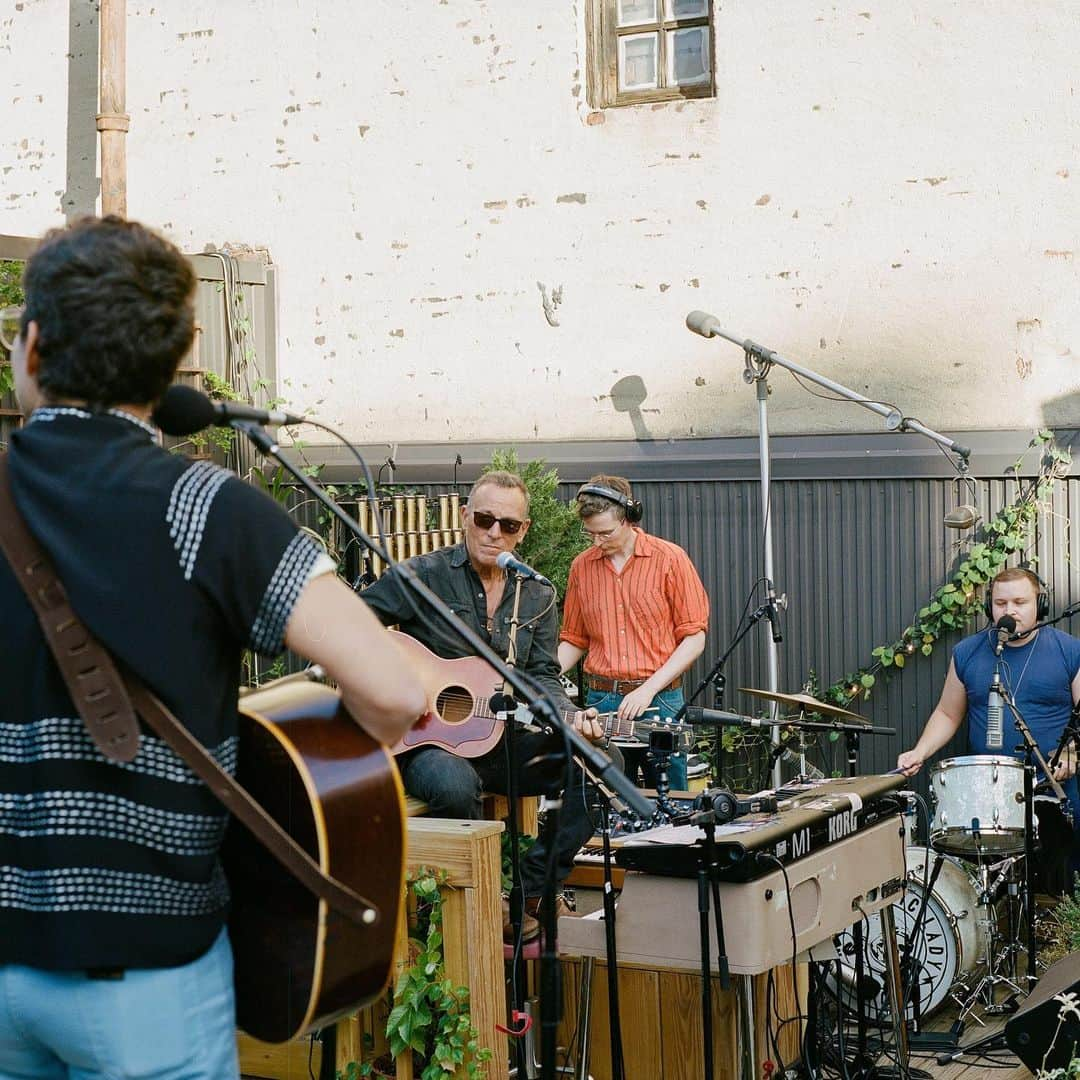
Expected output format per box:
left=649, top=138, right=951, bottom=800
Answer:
left=98, top=0, right=129, bottom=217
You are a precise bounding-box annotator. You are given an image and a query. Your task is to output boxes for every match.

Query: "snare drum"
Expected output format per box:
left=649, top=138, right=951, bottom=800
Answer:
left=930, top=755, right=1026, bottom=856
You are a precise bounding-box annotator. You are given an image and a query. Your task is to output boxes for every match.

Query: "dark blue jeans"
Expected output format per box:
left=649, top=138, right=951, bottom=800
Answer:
left=586, top=687, right=689, bottom=790
left=399, top=730, right=602, bottom=898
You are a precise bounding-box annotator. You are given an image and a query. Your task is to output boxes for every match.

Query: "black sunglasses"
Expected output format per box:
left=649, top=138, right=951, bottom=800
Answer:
left=470, top=510, right=525, bottom=535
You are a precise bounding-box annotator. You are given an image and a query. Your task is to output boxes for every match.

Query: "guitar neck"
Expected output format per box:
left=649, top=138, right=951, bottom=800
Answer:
left=560, top=709, right=662, bottom=741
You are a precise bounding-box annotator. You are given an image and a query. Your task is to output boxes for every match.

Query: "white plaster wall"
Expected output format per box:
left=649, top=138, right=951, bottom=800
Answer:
left=3, top=1, right=1079, bottom=443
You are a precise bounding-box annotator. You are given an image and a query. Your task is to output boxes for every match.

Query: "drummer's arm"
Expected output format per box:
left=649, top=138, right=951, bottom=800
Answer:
left=896, top=660, right=966, bottom=777
left=1051, top=671, right=1080, bottom=782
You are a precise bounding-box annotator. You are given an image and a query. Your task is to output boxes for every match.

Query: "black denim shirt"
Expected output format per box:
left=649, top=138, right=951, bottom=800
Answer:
left=360, top=544, right=575, bottom=716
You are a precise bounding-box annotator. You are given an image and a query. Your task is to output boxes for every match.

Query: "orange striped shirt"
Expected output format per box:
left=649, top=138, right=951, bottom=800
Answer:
left=560, top=529, right=709, bottom=680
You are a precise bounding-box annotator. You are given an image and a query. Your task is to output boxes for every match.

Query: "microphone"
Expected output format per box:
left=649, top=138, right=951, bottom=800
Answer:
left=152, top=384, right=305, bottom=436
left=779, top=747, right=825, bottom=780
left=686, top=310, right=723, bottom=338
left=495, top=551, right=551, bottom=586
left=684, top=707, right=772, bottom=728
left=943, top=504, right=979, bottom=530
left=986, top=675, right=1005, bottom=751
left=993, top=614, right=1017, bottom=657
left=986, top=617, right=1013, bottom=751
left=765, top=581, right=786, bottom=644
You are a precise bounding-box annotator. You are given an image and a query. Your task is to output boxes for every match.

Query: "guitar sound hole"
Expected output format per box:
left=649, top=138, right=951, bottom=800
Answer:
left=436, top=686, right=475, bottom=724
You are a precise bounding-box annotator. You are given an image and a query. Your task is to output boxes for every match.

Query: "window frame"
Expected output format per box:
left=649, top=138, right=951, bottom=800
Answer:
left=587, top=0, right=715, bottom=109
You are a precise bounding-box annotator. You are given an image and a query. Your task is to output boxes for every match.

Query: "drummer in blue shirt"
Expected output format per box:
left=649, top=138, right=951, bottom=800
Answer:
left=898, top=568, right=1080, bottom=876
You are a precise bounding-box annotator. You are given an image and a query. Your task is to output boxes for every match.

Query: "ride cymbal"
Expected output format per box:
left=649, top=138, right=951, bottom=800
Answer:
left=738, top=687, right=867, bottom=723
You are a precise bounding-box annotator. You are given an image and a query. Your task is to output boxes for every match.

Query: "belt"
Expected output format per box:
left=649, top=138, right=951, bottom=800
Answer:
left=586, top=675, right=681, bottom=694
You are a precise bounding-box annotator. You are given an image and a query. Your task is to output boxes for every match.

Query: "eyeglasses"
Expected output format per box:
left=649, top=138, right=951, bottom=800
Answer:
left=469, top=510, right=525, bottom=535
left=582, top=525, right=620, bottom=541
left=0, top=305, right=24, bottom=353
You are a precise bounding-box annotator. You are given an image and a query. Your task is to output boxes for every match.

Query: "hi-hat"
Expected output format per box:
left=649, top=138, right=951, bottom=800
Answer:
left=739, top=687, right=867, bottom=723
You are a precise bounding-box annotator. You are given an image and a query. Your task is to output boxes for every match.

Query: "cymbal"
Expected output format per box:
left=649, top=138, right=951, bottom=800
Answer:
left=739, top=687, right=867, bottom=723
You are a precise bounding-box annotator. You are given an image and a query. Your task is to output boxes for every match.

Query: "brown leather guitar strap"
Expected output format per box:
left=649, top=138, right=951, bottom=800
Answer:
left=0, top=455, right=380, bottom=928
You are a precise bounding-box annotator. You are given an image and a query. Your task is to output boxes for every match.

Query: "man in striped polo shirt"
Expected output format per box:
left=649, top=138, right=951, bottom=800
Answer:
left=0, top=217, right=424, bottom=1078
left=558, top=475, right=709, bottom=791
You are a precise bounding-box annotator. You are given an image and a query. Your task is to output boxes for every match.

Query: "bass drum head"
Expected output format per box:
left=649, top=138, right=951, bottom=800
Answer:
left=829, top=846, right=985, bottom=1021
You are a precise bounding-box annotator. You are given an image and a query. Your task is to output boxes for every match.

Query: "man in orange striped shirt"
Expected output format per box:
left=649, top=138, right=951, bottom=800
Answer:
left=558, top=475, right=709, bottom=790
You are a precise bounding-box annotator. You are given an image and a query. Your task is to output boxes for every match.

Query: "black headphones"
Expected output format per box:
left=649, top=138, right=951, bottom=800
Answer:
left=576, top=483, right=644, bottom=524
left=983, top=569, right=1050, bottom=622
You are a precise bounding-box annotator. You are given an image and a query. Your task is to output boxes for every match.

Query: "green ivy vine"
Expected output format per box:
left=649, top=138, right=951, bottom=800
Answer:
left=818, top=432, right=1071, bottom=710
left=0, top=259, right=25, bottom=399
left=379, top=867, right=493, bottom=1079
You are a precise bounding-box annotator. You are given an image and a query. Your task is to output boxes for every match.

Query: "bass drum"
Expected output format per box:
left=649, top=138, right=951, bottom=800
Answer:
left=831, top=846, right=986, bottom=1020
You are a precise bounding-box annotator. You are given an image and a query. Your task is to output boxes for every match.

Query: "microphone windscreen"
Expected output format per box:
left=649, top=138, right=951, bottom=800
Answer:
left=685, top=310, right=722, bottom=338
left=152, top=384, right=217, bottom=436
left=996, top=614, right=1017, bottom=633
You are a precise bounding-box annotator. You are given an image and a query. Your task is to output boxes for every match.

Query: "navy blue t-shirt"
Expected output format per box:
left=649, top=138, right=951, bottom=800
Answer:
left=953, top=626, right=1080, bottom=815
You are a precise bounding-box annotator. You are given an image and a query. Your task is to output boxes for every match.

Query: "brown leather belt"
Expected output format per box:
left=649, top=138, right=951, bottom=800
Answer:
left=586, top=675, right=681, bottom=694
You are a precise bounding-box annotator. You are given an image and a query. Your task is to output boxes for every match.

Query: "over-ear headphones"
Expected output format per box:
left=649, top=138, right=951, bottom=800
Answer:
left=983, top=569, right=1050, bottom=622
left=576, top=483, right=644, bottom=524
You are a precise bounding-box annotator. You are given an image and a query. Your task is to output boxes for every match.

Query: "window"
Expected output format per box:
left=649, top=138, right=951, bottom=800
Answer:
left=587, top=0, right=714, bottom=108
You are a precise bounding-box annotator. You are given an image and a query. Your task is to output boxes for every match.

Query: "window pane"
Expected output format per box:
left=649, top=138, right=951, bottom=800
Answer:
left=619, top=32, right=659, bottom=90
left=667, top=26, right=710, bottom=86
left=666, top=0, right=708, bottom=17
left=617, top=0, right=658, bottom=27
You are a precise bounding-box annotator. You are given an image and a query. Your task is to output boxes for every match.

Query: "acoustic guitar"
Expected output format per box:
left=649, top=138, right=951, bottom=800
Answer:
left=223, top=677, right=406, bottom=1044
left=388, top=630, right=694, bottom=758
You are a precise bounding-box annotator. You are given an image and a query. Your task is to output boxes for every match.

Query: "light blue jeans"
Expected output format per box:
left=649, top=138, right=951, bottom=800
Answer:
left=586, top=687, right=689, bottom=790
left=0, top=928, right=239, bottom=1079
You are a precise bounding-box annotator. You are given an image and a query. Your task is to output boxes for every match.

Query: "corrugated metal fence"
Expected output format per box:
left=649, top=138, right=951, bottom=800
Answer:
left=288, top=467, right=1080, bottom=797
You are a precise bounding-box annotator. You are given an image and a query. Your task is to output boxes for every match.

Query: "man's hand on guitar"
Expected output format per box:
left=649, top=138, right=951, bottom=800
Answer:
left=572, top=708, right=604, bottom=743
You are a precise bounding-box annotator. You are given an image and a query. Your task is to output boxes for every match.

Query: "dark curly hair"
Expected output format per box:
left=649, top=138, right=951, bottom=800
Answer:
left=21, top=216, right=196, bottom=408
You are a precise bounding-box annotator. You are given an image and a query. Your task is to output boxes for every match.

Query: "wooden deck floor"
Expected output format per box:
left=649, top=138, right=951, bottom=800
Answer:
left=908, top=1005, right=1029, bottom=1080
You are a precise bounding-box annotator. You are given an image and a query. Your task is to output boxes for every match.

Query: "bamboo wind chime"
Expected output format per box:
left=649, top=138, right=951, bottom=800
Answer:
left=355, top=492, right=463, bottom=579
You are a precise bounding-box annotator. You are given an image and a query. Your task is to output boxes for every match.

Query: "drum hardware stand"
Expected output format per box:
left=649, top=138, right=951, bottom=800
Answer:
left=952, top=847, right=1025, bottom=1026
left=937, top=690, right=1064, bottom=1065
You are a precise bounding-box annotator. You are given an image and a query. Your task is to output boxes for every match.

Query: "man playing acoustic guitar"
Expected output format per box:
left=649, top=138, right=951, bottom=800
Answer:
left=361, top=470, right=607, bottom=943
left=0, top=217, right=424, bottom=1079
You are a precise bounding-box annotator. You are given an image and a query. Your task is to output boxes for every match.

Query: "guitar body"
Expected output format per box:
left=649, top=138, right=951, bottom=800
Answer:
left=223, top=680, right=406, bottom=1044
left=388, top=630, right=506, bottom=758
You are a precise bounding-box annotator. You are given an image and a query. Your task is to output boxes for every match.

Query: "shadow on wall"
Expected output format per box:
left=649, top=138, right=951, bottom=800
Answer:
left=609, top=374, right=651, bottom=439
left=63, top=0, right=100, bottom=221
left=1042, top=387, right=1080, bottom=437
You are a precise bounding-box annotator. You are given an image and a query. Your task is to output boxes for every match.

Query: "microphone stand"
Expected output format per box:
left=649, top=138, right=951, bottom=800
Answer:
left=499, top=575, right=531, bottom=1080
left=232, top=422, right=656, bottom=1080
left=691, top=316, right=971, bottom=786
left=675, top=599, right=774, bottom=785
